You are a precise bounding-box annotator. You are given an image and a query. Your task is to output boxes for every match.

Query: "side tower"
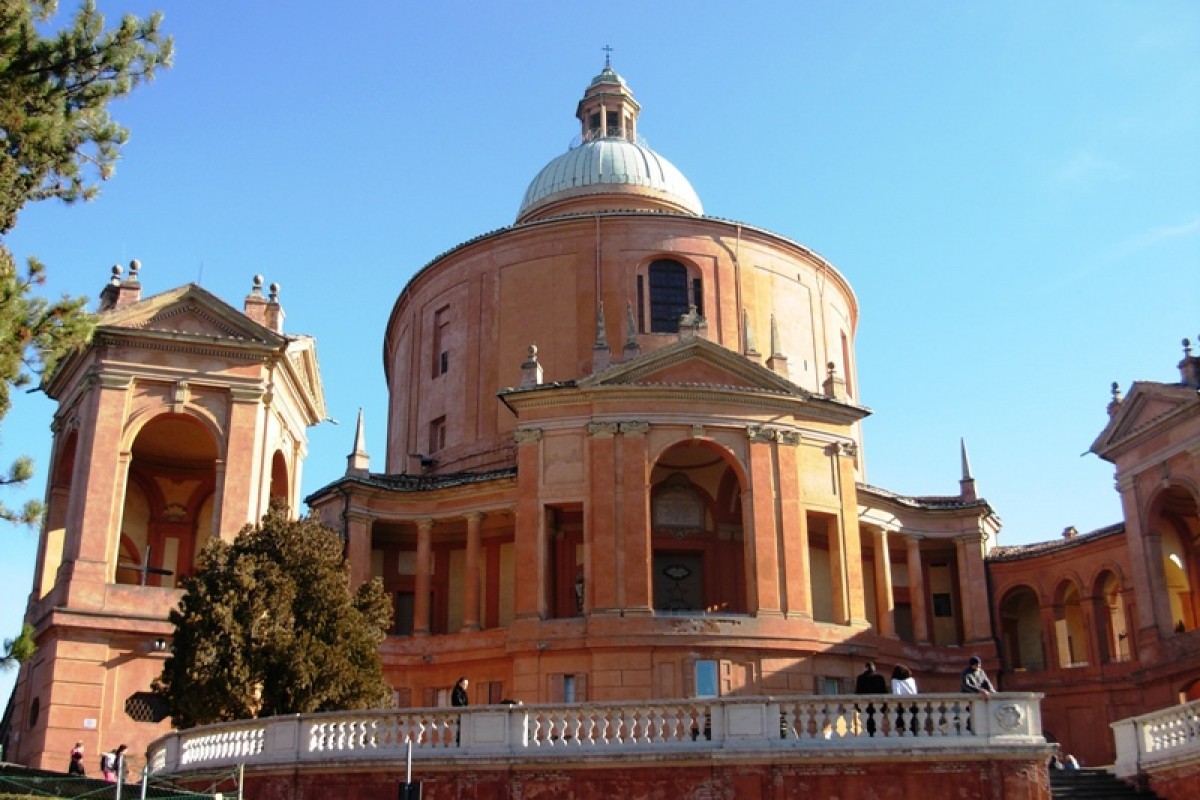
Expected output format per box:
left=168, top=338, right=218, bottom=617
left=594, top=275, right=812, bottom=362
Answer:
left=6, top=264, right=325, bottom=769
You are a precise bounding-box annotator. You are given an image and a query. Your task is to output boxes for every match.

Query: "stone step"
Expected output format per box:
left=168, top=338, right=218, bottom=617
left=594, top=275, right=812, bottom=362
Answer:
left=1049, top=768, right=1163, bottom=800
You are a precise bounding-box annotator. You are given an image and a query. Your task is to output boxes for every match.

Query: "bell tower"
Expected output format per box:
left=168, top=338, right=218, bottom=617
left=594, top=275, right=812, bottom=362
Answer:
left=8, top=264, right=325, bottom=770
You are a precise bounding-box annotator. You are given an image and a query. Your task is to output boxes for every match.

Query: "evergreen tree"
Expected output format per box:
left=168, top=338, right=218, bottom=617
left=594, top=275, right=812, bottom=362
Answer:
left=0, top=1, right=171, bottom=522
left=156, top=507, right=394, bottom=729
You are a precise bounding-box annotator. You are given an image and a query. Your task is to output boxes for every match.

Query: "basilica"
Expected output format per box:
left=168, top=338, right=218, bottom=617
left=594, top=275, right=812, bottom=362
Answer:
left=3, top=63, right=1197, bottom=782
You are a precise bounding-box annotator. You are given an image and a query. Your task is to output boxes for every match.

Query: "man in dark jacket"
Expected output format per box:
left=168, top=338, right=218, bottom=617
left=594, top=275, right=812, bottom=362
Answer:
left=855, top=662, right=888, bottom=735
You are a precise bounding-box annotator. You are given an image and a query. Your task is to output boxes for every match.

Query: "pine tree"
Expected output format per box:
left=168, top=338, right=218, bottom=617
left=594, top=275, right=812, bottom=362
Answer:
left=156, top=506, right=394, bottom=729
left=0, top=1, right=171, bottom=522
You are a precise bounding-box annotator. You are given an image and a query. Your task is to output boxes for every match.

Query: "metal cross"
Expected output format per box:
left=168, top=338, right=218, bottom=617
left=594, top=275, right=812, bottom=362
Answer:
left=602, top=44, right=613, bottom=68
left=118, top=544, right=175, bottom=586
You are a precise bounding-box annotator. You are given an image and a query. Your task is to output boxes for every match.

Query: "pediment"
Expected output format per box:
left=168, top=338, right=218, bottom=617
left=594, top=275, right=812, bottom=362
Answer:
left=1091, top=381, right=1200, bottom=457
left=581, top=336, right=807, bottom=397
left=99, top=284, right=282, bottom=345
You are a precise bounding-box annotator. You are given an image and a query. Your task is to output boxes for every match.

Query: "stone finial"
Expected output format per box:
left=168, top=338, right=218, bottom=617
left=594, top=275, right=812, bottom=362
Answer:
left=766, top=314, right=788, bottom=377
left=822, top=361, right=846, bottom=400
left=623, top=301, right=641, bottom=358
left=244, top=274, right=269, bottom=325
left=1107, top=381, right=1124, bottom=415
left=1062, top=526, right=1078, bottom=539
left=521, top=343, right=544, bottom=388
left=99, top=260, right=143, bottom=311
left=346, top=407, right=369, bottom=477
left=1179, top=338, right=1200, bottom=388
left=677, top=304, right=708, bottom=340
left=593, top=301, right=611, bottom=372
left=262, top=281, right=285, bottom=333
left=743, top=310, right=760, bottom=360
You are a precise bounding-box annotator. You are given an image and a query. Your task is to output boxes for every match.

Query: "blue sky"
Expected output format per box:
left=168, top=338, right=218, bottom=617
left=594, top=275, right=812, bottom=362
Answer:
left=1, top=2, right=1197, bottom=697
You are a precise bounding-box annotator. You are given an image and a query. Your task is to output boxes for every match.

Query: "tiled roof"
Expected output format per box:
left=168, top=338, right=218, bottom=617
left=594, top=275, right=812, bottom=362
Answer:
left=987, top=522, right=1125, bottom=562
left=857, top=483, right=991, bottom=510
left=305, top=467, right=517, bottom=503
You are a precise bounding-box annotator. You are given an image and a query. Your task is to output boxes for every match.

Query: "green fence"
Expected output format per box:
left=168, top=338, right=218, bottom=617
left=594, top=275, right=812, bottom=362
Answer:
left=0, top=764, right=233, bottom=800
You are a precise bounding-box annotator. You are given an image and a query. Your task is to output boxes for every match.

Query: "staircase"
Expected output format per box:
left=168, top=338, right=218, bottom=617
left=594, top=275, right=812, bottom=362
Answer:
left=1049, top=768, right=1162, bottom=799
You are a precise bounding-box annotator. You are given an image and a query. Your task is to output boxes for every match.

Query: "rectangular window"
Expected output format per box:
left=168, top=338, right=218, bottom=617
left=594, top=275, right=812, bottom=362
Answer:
left=432, top=305, right=450, bottom=378
left=694, top=660, right=719, bottom=698
left=429, top=416, right=446, bottom=453
left=563, top=674, right=576, bottom=703
left=692, top=278, right=703, bottom=317
left=636, top=275, right=646, bottom=333
left=393, top=592, right=414, bottom=636
left=818, top=677, right=845, bottom=695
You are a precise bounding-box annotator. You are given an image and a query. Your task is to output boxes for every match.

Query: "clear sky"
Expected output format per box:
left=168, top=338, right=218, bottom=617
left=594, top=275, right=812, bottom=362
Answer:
left=1, top=2, right=1196, bottom=700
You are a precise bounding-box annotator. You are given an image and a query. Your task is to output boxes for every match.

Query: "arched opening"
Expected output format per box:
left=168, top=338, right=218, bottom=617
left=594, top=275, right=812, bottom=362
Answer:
left=1053, top=580, right=1091, bottom=668
left=117, top=414, right=218, bottom=587
left=269, top=450, right=289, bottom=510
left=1092, top=570, right=1131, bottom=663
left=37, top=430, right=78, bottom=598
left=1000, top=585, right=1045, bottom=672
left=1152, top=485, right=1200, bottom=633
left=649, top=440, right=744, bottom=614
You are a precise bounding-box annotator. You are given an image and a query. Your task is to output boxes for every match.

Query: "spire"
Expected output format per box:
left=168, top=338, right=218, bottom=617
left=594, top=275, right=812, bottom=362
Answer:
left=346, top=408, right=369, bottom=477
left=959, top=438, right=977, bottom=501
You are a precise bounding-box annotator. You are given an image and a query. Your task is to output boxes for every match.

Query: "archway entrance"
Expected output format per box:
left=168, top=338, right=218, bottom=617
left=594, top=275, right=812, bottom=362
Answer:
left=650, top=441, right=745, bottom=614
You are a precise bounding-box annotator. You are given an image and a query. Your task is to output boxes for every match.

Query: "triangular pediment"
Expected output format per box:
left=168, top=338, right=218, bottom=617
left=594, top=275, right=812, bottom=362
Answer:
left=98, top=284, right=283, bottom=346
left=1091, top=381, right=1200, bottom=458
left=581, top=336, right=807, bottom=396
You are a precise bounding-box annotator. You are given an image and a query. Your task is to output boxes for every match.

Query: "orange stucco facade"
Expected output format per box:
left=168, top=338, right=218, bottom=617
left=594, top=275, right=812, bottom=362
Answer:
left=3, top=65, right=1199, bottom=793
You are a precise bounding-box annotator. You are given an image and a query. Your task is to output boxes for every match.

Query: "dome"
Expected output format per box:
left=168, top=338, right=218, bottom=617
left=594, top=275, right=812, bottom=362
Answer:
left=517, top=138, right=703, bottom=222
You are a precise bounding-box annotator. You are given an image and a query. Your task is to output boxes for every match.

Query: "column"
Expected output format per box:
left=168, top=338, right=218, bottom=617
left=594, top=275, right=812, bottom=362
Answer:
left=831, top=442, right=867, bottom=624
left=906, top=535, right=929, bottom=643
left=1115, top=471, right=1163, bottom=639
left=955, top=534, right=990, bottom=643
left=777, top=431, right=810, bottom=619
left=462, top=512, right=483, bottom=631
left=345, top=511, right=372, bottom=592
left=744, top=427, right=782, bottom=615
left=872, top=527, right=895, bottom=637
left=587, top=422, right=619, bottom=613
left=513, top=428, right=546, bottom=620
left=413, top=518, right=433, bottom=636
left=619, top=422, right=652, bottom=614
left=218, top=385, right=266, bottom=539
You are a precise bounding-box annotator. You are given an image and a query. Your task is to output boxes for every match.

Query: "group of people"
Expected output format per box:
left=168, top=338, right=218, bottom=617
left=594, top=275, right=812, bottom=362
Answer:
left=854, top=656, right=996, bottom=736
left=67, top=742, right=127, bottom=783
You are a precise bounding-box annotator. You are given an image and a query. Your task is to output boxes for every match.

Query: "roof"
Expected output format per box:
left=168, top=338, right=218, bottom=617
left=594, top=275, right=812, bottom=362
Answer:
left=857, top=482, right=992, bottom=511
left=517, top=137, right=703, bottom=221
left=987, top=522, right=1125, bottom=562
left=305, top=467, right=517, bottom=504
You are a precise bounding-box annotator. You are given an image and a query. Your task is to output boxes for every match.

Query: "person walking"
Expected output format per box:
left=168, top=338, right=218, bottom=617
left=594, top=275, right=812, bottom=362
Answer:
left=68, top=741, right=85, bottom=776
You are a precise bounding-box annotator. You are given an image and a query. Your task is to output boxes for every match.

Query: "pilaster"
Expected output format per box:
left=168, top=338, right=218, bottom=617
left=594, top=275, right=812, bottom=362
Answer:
left=906, top=535, right=929, bottom=643
left=586, top=422, right=619, bottom=613
left=514, top=428, right=546, bottom=620
left=744, top=426, right=781, bottom=615
left=345, top=511, right=372, bottom=592
left=413, top=518, right=433, bottom=636
left=871, top=527, right=896, bottom=637
left=618, top=422, right=652, bottom=613
left=776, top=431, right=809, bottom=619
left=463, top=512, right=483, bottom=631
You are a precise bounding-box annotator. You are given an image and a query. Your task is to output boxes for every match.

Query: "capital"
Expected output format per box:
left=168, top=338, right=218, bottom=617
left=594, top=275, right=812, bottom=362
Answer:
left=586, top=421, right=619, bottom=437
left=746, top=425, right=776, bottom=443
left=618, top=420, right=649, bottom=436
left=514, top=428, right=543, bottom=445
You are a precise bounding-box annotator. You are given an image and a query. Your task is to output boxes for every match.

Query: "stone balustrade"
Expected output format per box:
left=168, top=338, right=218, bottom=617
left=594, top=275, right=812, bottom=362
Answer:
left=147, top=693, right=1045, bottom=775
left=1112, top=697, right=1200, bottom=779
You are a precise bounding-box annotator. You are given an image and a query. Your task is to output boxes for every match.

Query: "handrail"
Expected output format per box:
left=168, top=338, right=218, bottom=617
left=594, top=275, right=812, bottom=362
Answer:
left=147, top=693, right=1045, bottom=775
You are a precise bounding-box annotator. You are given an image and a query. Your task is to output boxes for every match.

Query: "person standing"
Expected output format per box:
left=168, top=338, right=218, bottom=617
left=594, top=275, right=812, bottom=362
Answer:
left=100, top=747, right=117, bottom=782
left=891, top=664, right=919, bottom=735
left=854, top=662, right=887, bottom=736
left=960, top=656, right=994, bottom=695
left=68, top=741, right=85, bottom=776
left=451, top=677, right=470, bottom=707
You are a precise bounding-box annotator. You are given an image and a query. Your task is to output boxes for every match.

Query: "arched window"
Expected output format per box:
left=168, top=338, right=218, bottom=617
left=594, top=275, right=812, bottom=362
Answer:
left=646, top=259, right=700, bottom=333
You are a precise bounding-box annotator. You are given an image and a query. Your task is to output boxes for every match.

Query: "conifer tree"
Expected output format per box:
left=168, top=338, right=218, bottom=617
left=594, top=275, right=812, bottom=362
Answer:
left=156, top=506, right=394, bottom=728
left=0, top=0, right=171, bottom=522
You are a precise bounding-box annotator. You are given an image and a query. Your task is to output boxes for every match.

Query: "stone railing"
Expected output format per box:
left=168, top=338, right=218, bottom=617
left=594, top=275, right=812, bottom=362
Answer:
left=1112, top=698, right=1200, bottom=778
left=147, top=693, right=1044, bottom=775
